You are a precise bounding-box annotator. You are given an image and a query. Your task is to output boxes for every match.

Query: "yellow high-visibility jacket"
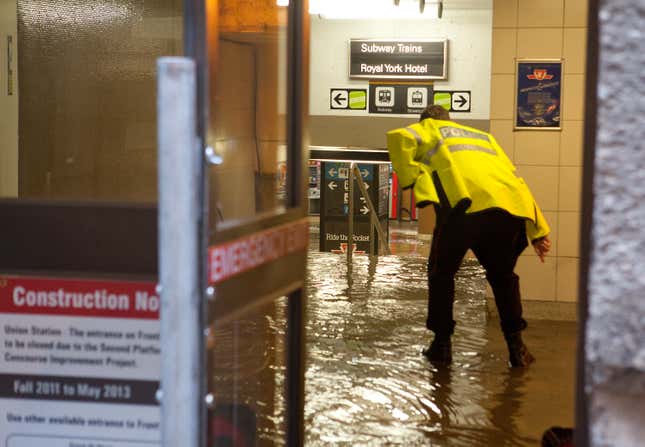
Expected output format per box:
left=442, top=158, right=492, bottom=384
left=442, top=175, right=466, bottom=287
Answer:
left=387, top=118, right=550, bottom=242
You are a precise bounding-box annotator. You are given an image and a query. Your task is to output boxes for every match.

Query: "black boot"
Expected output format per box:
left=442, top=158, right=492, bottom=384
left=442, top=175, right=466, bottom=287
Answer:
left=505, top=332, right=535, bottom=367
left=422, top=335, right=452, bottom=364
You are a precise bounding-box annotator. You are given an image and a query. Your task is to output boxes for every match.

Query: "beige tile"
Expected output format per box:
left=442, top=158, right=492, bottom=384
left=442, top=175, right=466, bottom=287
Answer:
left=543, top=211, right=558, bottom=256
left=559, top=166, right=582, bottom=211
left=258, top=141, right=281, bottom=174
left=216, top=107, right=254, bottom=139
left=557, top=257, right=580, bottom=302
left=518, top=0, right=564, bottom=27
left=490, top=120, right=515, bottom=161
left=257, top=42, right=278, bottom=86
left=563, top=28, right=587, bottom=74
left=560, top=120, right=584, bottom=166
left=517, top=28, right=563, bottom=59
left=516, top=255, right=557, bottom=301
left=417, top=205, right=436, bottom=235
left=492, top=28, right=517, bottom=74
left=214, top=138, right=257, bottom=169
left=220, top=41, right=255, bottom=84
left=490, top=74, right=516, bottom=120
left=258, top=113, right=286, bottom=142
left=214, top=167, right=256, bottom=220
left=562, top=74, right=585, bottom=121
left=557, top=211, right=581, bottom=257
left=515, top=165, right=559, bottom=211
left=564, top=0, right=589, bottom=27
left=514, top=130, right=560, bottom=165
left=493, top=0, right=518, bottom=28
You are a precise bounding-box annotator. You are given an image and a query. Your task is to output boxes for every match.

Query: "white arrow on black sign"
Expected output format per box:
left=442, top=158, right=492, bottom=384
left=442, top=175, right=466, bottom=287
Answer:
left=360, top=205, right=369, bottom=214
left=328, top=167, right=337, bottom=176
left=328, top=181, right=338, bottom=190
left=360, top=169, right=369, bottom=177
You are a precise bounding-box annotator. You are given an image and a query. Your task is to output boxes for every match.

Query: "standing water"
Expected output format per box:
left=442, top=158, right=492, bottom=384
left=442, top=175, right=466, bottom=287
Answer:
left=303, top=224, right=576, bottom=446
left=208, top=224, right=577, bottom=446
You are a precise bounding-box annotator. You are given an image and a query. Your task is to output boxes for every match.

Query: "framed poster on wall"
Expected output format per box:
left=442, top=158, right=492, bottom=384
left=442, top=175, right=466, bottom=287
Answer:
left=515, top=59, right=563, bottom=130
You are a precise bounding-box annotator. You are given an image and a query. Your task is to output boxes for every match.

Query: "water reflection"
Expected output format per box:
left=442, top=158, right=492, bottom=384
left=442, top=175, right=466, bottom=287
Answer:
left=304, top=243, right=575, bottom=446
left=208, top=302, right=287, bottom=445
left=207, top=225, right=576, bottom=446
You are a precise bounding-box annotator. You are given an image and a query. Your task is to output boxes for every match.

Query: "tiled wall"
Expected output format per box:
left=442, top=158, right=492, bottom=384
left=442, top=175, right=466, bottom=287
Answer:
left=490, top=0, right=587, bottom=304
left=209, top=37, right=287, bottom=222
left=210, top=40, right=258, bottom=221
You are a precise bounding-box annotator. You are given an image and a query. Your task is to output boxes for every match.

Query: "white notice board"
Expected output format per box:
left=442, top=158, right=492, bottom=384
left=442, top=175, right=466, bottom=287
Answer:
left=0, top=275, right=160, bottom=447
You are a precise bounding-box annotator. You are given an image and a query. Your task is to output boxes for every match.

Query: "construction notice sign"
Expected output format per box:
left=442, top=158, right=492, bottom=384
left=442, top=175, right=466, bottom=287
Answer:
left=0, top=275, right=160, bottom=447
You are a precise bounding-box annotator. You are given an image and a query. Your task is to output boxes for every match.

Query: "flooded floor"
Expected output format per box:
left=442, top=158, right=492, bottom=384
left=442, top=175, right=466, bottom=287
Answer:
left=303, top=221, right=577, bottom=446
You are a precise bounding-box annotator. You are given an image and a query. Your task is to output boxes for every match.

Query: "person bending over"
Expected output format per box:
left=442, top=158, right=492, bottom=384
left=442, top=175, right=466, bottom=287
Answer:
left=387, top=105, right=551, bottom=367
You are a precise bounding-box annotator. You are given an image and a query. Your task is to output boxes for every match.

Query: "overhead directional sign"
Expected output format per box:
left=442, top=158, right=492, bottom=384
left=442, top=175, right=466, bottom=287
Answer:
left=331, top=90, right=348, bottom=108
left=433, top=90, right=471, bottom=113
left=350, top=39, right=448, bottom=80
left=369, top=82, right=433, bottom=115
left=330, top=88, right=367, bottom=110
left=451, top=91, right=471, bottom=111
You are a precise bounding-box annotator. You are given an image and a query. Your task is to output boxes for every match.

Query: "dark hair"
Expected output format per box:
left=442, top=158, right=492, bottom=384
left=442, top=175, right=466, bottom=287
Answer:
left=420, top=105, right=451, bottom=121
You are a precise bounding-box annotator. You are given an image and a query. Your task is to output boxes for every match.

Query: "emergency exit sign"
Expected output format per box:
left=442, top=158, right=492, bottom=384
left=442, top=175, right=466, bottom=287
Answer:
left=349, top=39, right=448, bottom=80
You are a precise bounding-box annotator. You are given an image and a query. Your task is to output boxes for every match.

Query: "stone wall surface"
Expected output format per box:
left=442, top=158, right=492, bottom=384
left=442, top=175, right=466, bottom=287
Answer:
left=587, top=0, right=645, bottom=445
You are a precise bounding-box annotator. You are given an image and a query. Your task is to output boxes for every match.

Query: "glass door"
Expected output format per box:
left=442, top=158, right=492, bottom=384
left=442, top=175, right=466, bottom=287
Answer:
left=203, top=0, right=309, bottom=445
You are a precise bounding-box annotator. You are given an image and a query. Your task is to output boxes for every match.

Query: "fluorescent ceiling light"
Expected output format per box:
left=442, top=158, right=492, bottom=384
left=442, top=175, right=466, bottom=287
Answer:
left=277, top=0, right=442, bottom=19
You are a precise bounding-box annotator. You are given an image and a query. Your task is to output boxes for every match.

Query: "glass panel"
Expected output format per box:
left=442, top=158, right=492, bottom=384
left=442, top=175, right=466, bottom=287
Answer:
left=207, top=0, right=288, bottom=224
left=207, top=297, right=288, bottom=445
left=4, top=0, right=184, bottom=201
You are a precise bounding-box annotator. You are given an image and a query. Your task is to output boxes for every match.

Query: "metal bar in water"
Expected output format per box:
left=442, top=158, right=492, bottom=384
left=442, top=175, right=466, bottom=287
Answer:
left=352, top=164, right=390, bottom=255
left=348, top=162, right=355, bottom=263
left=370, top=211, right=376, bottom=255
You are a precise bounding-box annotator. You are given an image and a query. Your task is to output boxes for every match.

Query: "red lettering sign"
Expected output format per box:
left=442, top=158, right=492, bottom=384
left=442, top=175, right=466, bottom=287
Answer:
left=0, top=276, right=158, bottom=319
left=527, top=69, right=554, bottom=81
left=208, top=219, right=309, bottom=284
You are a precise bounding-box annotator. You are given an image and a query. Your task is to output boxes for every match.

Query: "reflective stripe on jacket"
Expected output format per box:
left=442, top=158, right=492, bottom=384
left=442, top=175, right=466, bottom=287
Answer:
left=386, top=118, right=550, bottom=242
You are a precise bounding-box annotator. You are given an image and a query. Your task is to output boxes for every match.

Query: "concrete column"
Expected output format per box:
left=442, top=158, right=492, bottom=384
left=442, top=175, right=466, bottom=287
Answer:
left=584, top=1, right=645, bottom=446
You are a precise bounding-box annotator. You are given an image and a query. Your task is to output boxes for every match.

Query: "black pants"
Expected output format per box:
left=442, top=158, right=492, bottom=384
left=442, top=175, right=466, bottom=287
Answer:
left=427, top=208, right=529, bottom=337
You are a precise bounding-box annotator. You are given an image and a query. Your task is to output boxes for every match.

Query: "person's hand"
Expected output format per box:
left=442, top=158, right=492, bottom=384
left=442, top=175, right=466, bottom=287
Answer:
left=532, top=236, right=551, bottom=263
